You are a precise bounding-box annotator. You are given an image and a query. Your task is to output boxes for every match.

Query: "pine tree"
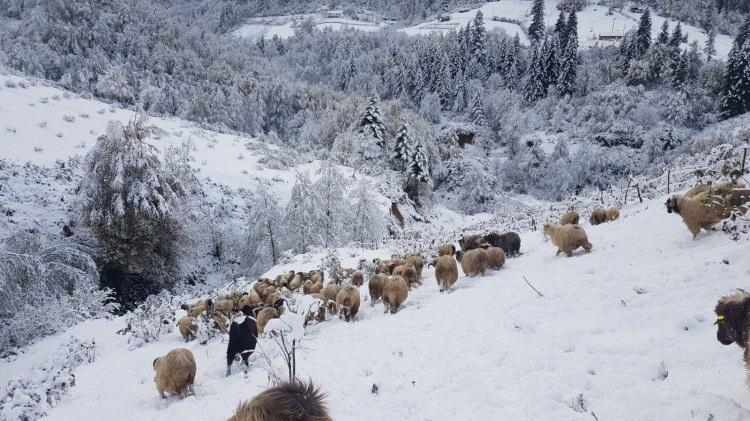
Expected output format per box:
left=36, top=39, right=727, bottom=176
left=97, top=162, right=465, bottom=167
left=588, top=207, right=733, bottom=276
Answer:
left=668, top=22, right=683, bottom=48
left=554, top=11, right=567, bottom=41
left=705, top=26, right=717, bottom=62
left=635, top=9, right=652, bottom=57
left=358, top=96, right=386, bottom=149
left=528, top=0, right=545, bottom=44
left=721, top=22, right=750, bottom=119
left=393, top=123, right=412, bottom=171
left=542, top=36, right=560, bottom=91
left=407, top=135, right=430, bottom=183
left=668, top=49, right=688, bottom=88
left=657, top=20, right=670, bottom=45
left=469, top=90, right=487, bottom=126
left=564, top=10, right=578, bottom=50
left=471, top=10, right=487, bottom=66
left=524, top=46, right=547, bottom=102
left=558, top=26, right=578, bottom=96
left=256, top=35, right=265, bottom=54
left=505, top=35, right=522, bottom=89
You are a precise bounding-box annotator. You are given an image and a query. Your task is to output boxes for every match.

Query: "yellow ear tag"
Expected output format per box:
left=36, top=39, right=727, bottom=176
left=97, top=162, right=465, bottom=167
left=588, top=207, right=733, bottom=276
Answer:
left=717, top=315, right=725, bottom=321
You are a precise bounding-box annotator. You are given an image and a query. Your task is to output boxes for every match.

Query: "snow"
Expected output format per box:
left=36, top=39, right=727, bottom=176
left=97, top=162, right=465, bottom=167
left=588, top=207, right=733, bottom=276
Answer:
left=3, top=194, right=749, bottom=419
left=401, top=0, right=733, bottom=59
left=233, top=14, right=388, bottom=41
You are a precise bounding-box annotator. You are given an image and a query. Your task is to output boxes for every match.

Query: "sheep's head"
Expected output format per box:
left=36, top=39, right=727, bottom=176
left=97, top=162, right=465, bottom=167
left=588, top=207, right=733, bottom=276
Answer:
left=543, top=223, right=555, bottom=236
left=715, top=292, right=750, bottom=346
left=665, top=196, right=680, bottom=214
left=455, top=251, right=464, bottom=262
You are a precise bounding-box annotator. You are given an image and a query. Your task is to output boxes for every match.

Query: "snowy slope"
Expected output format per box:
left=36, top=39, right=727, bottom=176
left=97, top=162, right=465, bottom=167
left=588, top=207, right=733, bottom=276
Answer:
left=402, top=0, right=733, bottom=58
left=4, top=195, right=749, bottom=420
left=233, top=14, right=388, bottom=41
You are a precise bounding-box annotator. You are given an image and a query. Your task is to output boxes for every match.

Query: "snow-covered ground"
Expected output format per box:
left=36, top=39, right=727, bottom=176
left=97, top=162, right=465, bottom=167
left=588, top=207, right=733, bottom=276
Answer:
left=3, top=194, right=750, bottom=420
left=233, top=13, right=389, bottom=41
left=401, top=0, right=733, bottom=58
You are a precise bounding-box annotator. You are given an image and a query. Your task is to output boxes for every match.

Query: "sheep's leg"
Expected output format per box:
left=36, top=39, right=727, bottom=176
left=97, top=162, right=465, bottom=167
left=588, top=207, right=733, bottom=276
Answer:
left=556, top=249, right=563, bottom=256
left=566, top=250, right=573, bottom=257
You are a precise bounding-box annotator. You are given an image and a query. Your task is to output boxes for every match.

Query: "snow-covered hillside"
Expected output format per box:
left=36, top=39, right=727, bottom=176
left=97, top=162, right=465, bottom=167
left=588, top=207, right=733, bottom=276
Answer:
left=402, top=0, right=733, bottom=58
left=3, top=194, right=750, bottom=420
left=233, top=13, right=389, bottom=40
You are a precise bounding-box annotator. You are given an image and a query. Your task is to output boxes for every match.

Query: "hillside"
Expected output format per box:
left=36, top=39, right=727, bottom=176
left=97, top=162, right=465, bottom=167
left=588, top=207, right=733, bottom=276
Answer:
left=2, top=194, right=749, bottom=420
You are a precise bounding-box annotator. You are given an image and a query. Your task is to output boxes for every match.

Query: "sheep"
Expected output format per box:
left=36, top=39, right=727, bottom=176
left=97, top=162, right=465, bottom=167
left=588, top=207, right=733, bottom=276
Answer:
left=485, top=246, right=506, bottom=270
left=368, top=273, right=388, bottom=305
left=255, top=307, right=279, bottom=334
left=265, top=291, right=282, bottom=307
left=186, top=299, right=213, bottom=318
left=227, top=380, right=331, bottom=421
left=665, top=189, right=742, bottom=238
left=351, top=271, right=364, bottom=287
left=335, top=285, right=360, bottom=322
left=303, top=279, right=324, bottom=295
left=393, top=264, right=420, bottom=288
left=214, top=299, right=235, bottom=316
left=484, top=232, right=521, bottom=256
left=560, top=211, right=580, bottom=225
left=589, top=208, right=607, bottom=226
left=239, top=291, right=262, bottom=310
left=458, top=234, right=485, bottom=251
left=405, top=254, right=424, bottom=280
left=434, top=255, right=458, bottom=293
left=383, top=275, right=409, bottom=314
left=322, top=283, right=342, bottom=315
left=224, top=291, right=246, bottom=311
left=253, top=280, right=271, bottom=295
left=606, top=207, right=620, bottom=221
left=177, top=316, right=198, bottom=342
left=543, top=223, right=593, bottom=257
left=437, top=243, right=456, bottom=256
left=307, top=293, right=327, bottom=323
left=153, top=348, right=196, bottom=398
left=388, top=259, right=405, bottom=274
left=226, top=306, right=258, bottom=376
left=373, top=258, right=391, bottom=274
left=455, top=249, right=490, bottom=277
left=714, top=291, right=750, bottom=388
left=289, top=273, right=303, bottom=291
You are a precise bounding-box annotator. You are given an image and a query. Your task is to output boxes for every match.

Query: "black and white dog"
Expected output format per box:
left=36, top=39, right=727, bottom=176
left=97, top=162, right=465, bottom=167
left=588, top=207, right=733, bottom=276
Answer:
left=226, top=305, right=258, bottom=376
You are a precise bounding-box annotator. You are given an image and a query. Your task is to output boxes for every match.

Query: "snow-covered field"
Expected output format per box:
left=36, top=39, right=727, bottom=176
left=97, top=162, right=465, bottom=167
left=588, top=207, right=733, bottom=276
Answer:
left=233, top=14, right=389, bottom=40
left=3, top=194, right=750, bottom=420
left=401, top=0, right=733, bottom=58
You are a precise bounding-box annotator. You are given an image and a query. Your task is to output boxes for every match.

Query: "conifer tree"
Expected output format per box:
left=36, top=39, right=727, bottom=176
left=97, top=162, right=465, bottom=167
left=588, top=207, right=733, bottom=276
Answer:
left=542, top=36, right=560, bottom=90
left=470, top=90, right=487, bottom=126
left=524, top=46, right=547, bottom=102
left=669, top=22, right=683, bottom=48
left=358, top=96, right=386, bottom=149
left=657, top=20, right=670, bottom=45
left=558, top=24, right=578, bottom=96
left=554, top=11, right=567, bottom=40
left=635, top=9, right=651, bottom=57
left=393, top=123, right=412, bottom=171
left=471, top=10, right=486, bottom=66
left=528, top=0, right=545, bottom=44
left=720, top=17, right=750, bottom=119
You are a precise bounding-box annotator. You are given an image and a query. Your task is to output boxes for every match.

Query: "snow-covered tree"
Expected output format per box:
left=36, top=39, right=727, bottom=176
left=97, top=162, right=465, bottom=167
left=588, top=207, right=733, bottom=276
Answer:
left=358, top=96, right=386, bottom=149
left=469, top=90, right=487, bottom=126
left=657, top=20, right=670, bottom=45
left=669, top=22, right=683, bottom=48
left=283, top=172, right=319, bottom=254
left=528, top=0, right=546, bottom=44
left=634, top=9, right=651, bottom=57
left=350, top=181, right=387, bottom=246
left=407, top=135, right=430, bottom=184
left=312, top=161, right=351, bottom=248
left=78, top=118, right=185, bottom=281
left=721, top=18, right=750, bottom=119
left=393, top=123, right=412, bottom=171
left=244, top=187, right=284, bottom=274
left=525, top=46, right=547, bottom=102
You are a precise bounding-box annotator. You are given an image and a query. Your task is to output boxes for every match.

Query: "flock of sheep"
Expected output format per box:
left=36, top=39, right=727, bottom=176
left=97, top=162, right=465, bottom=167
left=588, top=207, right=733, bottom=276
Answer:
left=145, top=180, right=750, bottom=420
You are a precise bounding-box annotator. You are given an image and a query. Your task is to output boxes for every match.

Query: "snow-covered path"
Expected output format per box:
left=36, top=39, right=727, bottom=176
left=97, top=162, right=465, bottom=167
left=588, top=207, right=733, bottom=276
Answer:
left=37, top=198, right=750, bottom=420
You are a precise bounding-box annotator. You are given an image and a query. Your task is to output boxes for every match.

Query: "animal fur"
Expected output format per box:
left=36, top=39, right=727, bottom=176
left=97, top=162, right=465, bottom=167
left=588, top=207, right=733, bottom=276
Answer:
left=437, top=243, right=456, bottom=256
left=458, top=234, right=485, bottom=251
left=214, top=299, right=235, bottom=316
left=289, top=273, right=303, bottom=291
left=307, top=293, right=327, bottom=323
left=714, top=291, right=750, bottom=388
left=383, top=275, right=408, bottom=314
left=177, top=316, right=198, bottom=342
left=228, top=380, right=331, bottom=421
left=226, top=307, right=258, bottom=376
left=589, top=209, right=607, bottom=226
left=543, top=223, right=593, bottom=257
left=560, top=211, right=580, bottom=225
left=455, top=249, right=490, bottom=277
left=322, top=283, right=342, bottom=315
left=335, top=285, right=360, bottom=322
left=255, top=307, right=279, bottom=334
left=187, top=299, right=214, bottom=318
left=485, top=246, right=506, bottom=270
left=153, top=348, right=196, bottom=398
left=405, top=254, right=424, bottom=279
left=606, top=207, right=620, bottom=221
left=351, top=271, right=364, bottom=286
left=434, top=256, right=458, bottom=292
left=368, top=274, right=388, bottom=305
left=484, top=232, right=521, bottom=256
left=666, top=190, right=735, bottom=238
left=393, top=264, right=420, bottom=288
left=265, top=292, right=282, bottom=307
left=239, top=292, right=262, bottom=310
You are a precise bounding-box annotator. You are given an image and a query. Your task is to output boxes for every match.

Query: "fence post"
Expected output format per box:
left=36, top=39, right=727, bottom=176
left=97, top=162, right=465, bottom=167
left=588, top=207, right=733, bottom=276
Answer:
left=636, top=183, right=643, bottom=203
left=742, top=148, right=748, bottom=175
left=624, top=178, right=632, bottom=204
left=667, top=167, right=671, bottom=194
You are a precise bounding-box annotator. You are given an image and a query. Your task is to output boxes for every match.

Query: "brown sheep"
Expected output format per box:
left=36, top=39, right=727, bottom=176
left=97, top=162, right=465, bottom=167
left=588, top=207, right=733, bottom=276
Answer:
left=485, top=246, right=506, bottom=270
left=351, top=271, right=364, bottom=287
left=227, top=380, right=331, bottom=421
left=253, top=280, right=270, bottom=295
left=373, top=258, right=390, bottom=274
left=265, top=292, right=283, bottom=309
left=455, top=249, right=490, bottom=277
left=543, top=223, right=593, bottom=257
left=560, top=211, right=580, bottom=225
left=393, top=264, right=420, bottom=288
left=589, top=209, right=607, bottom=226
left=437, top=243, right=456, bottom=256
left=177, top=316, right=198, bottom=342
left=434, top=255, right=458, bottom=293
left=335, top=285, right=360, bottom=322
left=307, top=293, right=327, bottom=323
left=239, top=291, right=262, bottom=310
left=405, top=254, right=424, bottom=280
left=383, top=275, right=408, bottom=314
left=665, top=189, right=744, bottom=238
left=368, top=274, right=388, bottom=305
left=322, top=283, right=342, bottom=315
left=458, top=234, right=485, bottom=251
left=224, top=292, right=245, bottom=311
left=214, top=299, right=235, bottom=316
left=606, top=207, right=620, bottom=221
left=289, top=273, right=303, bottom=291
left=714, top=291, right=750, bottom=388
left=255, top=307, right=280, bottom=334
left=153, top=348, right=196, bottom=398
left=187, top=299, right=213, bottom=318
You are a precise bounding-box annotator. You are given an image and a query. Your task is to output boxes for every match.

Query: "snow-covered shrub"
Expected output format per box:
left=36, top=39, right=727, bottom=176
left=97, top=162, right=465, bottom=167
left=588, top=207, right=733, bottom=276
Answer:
left=0, top=337, right=96, bottom=421
left=0, top=240, right=116, bottom=354
left=116, top=291, right=176, bottom=350
left=320, top=251, right=341, bottom=282
left=78, top=118, right=186, bottom=287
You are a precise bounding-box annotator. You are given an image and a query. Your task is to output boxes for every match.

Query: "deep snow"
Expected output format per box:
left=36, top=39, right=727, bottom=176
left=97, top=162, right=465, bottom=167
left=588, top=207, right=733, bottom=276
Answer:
left=3, top=195, right=749, bottom=420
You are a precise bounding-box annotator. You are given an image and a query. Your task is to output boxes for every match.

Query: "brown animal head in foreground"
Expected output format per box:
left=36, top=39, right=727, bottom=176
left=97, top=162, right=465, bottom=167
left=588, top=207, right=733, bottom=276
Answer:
left=228, top=380, right=331, bottom=421
left=715, top=291, right=750, bottom=347
left=665, top=196, right=680, bottom=214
